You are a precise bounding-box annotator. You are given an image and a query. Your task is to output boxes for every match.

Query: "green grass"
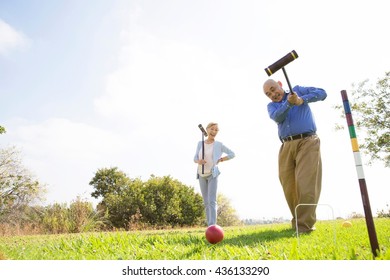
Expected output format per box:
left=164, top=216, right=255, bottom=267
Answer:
left=0, top=218, right=389, bottom=260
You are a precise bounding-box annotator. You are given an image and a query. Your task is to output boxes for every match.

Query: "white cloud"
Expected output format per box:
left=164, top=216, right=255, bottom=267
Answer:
left=0, top=19, right=29, bottom=55
left=95, top=32, right=236, bottom=122
left=2, top=118, right=128, bottom=204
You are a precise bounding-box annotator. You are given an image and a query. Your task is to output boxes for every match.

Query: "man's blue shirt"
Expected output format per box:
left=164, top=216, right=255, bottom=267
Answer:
left=267, top=85, right=327, bottom=140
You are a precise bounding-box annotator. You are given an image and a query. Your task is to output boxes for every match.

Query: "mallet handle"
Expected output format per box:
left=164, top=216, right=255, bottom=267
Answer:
left=201, top=134, right=205, bottom=174
left=282, top=67, right=294, bottom=94
left=198, top=124, right=207, bottom=174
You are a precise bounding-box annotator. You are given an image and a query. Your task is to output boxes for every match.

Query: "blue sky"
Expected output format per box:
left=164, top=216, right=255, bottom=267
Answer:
left=1, top=1, right=121, bottom=120
left=1, top=0, right=389, bottom=220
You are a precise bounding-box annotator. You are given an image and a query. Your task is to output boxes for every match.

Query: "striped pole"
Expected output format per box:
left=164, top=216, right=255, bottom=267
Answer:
left=341, top=90, right=380, bottom=258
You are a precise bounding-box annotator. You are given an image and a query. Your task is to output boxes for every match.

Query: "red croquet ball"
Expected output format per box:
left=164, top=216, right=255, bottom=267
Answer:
left=205, top=225, right=224, bottom=244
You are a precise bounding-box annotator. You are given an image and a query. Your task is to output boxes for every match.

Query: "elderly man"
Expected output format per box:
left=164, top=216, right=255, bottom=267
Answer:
left=263, top=79, right=327, bottom=233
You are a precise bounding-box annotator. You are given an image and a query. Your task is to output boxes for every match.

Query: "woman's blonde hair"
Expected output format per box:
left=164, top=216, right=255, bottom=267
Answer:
left=206, top=122, right=218, bottom=129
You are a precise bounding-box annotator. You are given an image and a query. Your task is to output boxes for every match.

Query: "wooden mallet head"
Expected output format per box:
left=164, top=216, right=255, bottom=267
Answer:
left=264, top=50, right=298, bottom=76
left=264, top=50, right=298, bottom=94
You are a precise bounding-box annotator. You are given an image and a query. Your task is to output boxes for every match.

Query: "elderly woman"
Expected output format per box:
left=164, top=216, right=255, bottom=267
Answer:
left=194, top=122, right=235, bottom=226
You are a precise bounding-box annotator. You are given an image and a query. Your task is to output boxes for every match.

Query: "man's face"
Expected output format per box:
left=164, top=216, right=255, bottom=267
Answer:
left=263, top=80, right=284, bottom=102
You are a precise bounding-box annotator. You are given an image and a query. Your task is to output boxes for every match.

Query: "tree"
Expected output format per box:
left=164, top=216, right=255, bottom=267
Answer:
left=0, top=146, right=46, bottom=217
left=335, top=71, right=390, bottom=167
left=217, top=193, right=242, bottom=226
left=0, top=126, right=5, bottom=134
left=89, top=167, right=140, bottom=228
left=90, top=167, right=132, bottom=199
left=102, top=178, right=144, bottom=228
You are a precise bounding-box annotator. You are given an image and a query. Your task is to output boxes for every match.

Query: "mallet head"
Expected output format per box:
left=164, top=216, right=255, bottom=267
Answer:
left=265, top=50, right=298, bottom=76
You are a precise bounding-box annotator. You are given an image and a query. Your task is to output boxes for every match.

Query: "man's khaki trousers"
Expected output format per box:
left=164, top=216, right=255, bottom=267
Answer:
left=278, top=135, right=322, bottom=232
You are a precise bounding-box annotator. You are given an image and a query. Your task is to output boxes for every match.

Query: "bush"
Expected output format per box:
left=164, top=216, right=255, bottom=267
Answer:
left=138, top=176, right=204, bottom=227
left=41, top=198, right=106, bottom=234
left=0, top=198, right=106, bottom=235
left=91, top=170, right=205, bottom=229
left=377, top=204, right=390, bottom=218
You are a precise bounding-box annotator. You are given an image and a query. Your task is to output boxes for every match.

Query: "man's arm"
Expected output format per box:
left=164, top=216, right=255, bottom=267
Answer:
left=267, top=101, right=293, bottom=124
left=294, top=86, right=327, bottom=104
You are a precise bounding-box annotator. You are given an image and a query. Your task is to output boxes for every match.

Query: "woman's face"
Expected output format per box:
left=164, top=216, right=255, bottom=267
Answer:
left=207, top=125, right=219, bottom=138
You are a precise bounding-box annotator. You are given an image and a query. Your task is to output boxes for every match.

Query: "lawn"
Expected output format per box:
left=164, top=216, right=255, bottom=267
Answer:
left=0, top=218, right=389, bottom=260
